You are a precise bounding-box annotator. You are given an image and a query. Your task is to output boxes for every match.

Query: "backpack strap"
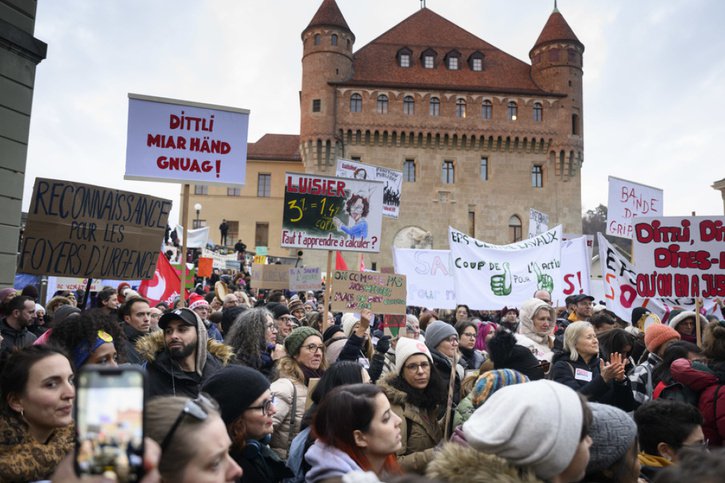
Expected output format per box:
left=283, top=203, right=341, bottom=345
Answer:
left=287, top=381, right=298, bottom=446
left=713, top=384, right=722, bottom=425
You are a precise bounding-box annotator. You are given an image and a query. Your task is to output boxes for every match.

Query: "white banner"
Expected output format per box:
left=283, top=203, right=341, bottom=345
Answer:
left=552, top=236, right=591, bottom=306
left=528, top=208, right=549, bottom=239
left=606, top=176, right=663, bottom=239
left=175, top=226, right=209, bottom=249
left=289, top=267, right=322, bottom=292
left=336, top=159, right=402, bottom=218
left=201, top=248, right=237, bottom=269
left=393, top=248, right=456, bottom=309
left=448, top=226, right=562, bottom=310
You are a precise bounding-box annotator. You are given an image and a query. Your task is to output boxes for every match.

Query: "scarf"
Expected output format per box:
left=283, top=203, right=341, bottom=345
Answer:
left=638, top=451, right=671, bottom=468
left=301, top=365, right=324, bottom=385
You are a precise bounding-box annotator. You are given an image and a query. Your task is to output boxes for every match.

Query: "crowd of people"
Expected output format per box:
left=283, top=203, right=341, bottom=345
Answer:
left=1, top=280, right=725, bottom=482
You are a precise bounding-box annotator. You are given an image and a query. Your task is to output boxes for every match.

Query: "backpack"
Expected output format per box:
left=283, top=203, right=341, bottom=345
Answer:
left=658, top=381, right=700, bottom=407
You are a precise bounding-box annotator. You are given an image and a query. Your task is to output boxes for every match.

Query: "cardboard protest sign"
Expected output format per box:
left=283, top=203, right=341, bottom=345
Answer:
left=251, top=264, right=289, bottom=290
left=18, top=178, right=170, bottom=279
left=552, top=236, right=591, bottom=306
left=330, top=270, right=406, bottom=314
left=606, top=176, right=663, bottom=239
left=393, top=248, right=456, bottom=309
left=289, top=267, right=322, bottom=292
left=197, top=257, right=213, bottom=278
left=448, top=226, right=562, bottom=309
left=281, top=172, right=384, bottom=253
left=125, top=94, right=249, bottom=185
left=632, top=216, right=725, bottom=299
left=528, top=208, right=549, bottom=239
left=48, top=277, right=102, bottom=293
left=336, top=159, right=402, bottom=218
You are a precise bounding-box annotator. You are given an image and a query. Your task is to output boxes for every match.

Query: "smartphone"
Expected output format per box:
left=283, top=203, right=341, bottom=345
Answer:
left=75, top=365, right=146, bottom=482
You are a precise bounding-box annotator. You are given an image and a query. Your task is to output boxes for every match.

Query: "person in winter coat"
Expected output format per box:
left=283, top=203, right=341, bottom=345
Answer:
left=425, top=320, right=463, bottom=406
left=650, top=341, right=702, bottom=402
left=487, top=328, right=547, bottom=380
left=224, top=307, right=284, bottom=379
left=136, top=308, right=234, bottom=398
left=378, top=337, right=446, bottom=474
left=551, top=321, right=636, bottom=412
left=584, top=403, right=641, bottom=483
left=515, top=298, right=557, bottom=364
left=668, top=311, right=707, bottom=345
left=455, top=320, right=485, bottom=371
left=629, top=324, right=681, bottom=406
left=270, top=326, right=326, bottom=458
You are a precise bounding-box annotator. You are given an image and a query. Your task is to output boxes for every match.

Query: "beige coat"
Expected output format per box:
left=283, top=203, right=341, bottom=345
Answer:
left=427, top=442, right=543, bottom=483
left=270, top=376, right=307, bottom=459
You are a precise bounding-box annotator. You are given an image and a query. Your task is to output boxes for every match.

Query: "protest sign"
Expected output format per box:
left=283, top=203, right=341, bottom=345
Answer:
left=225, top=260, right=241, bottom=271
left=253, top=255, right=268, bottom=265
left=564, top=233, right=594, bottom=262
left=393, top=248, right=456, bottom=309
left=448, top=226, right=562, bottom=309
left=251, top=264, right=289, bottom=290
left=201, top=248, right=237, bottom=269
left=606, top=176, right=663, bottom=239
left=382, top=314, right=407, bottom=338
left=197, top=257, right=213, bottom=278
left=289, top=267, right=322, bottom=292
left=330, top=270, right=406, bottom=314
left=174, top=226, right=209, bottom=248
left=125, top=94, right=249, bottom=185
left=48, top=277, right=102, bottom=293
left=281, top=172, right=384, bottom=253
left=632, top=216, right=725, bottom=299
left=18, top=178, right=170, bottom=280
left=528, top=208, right=549, bottom=239
left=552, top=236, right=591, bottom=306
left=336, top=159, right=402, bottom=218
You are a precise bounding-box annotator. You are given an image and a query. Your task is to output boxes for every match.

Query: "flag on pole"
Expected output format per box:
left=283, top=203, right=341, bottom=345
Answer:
left=139, top=253, right=183, bottom=306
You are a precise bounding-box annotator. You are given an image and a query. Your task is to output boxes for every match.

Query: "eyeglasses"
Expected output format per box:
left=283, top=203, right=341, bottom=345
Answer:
left=266, top=322, right=277, bottom=331
left=161, top=393, right=217, bottom=451
left=445, top=336, right=459, bottom=343
left=404, top=361, right=430, bottom=372
left=247, top=394, right=276, bottom=416
left=462, top=332, right=477, bottom=339
left=682, top=439, right=709, bottom=450
left=303, top=343, right=324, bottom=353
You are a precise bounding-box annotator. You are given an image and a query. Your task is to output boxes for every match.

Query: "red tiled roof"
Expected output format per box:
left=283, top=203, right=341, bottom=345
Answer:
left=532, top=10, right=583, bottom=51
left=247, top=134, right=301, bottom=161
left=339, top=8, right=548, bottom=95
left=305, top=0, right=352, bottom=35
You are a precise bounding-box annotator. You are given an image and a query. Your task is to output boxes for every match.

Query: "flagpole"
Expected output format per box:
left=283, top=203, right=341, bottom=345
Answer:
left=179, top=183, right=190, bottom=307
left=322, top=250, right=333, bottom=334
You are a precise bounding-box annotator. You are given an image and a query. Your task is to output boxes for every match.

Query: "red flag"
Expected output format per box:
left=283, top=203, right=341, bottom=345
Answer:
left=335, top=251, right=348, bottom=270
left=358, top=253, right=365, bottom=272
left=139, top=253, right=182, bottom=306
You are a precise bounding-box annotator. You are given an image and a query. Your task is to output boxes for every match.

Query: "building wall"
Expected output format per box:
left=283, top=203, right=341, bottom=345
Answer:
left=0, top=0, right=46, bottom=287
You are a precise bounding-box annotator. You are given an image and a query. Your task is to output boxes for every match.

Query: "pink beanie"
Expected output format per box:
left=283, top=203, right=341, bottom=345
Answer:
left=644, top=324, right=680, bottom=353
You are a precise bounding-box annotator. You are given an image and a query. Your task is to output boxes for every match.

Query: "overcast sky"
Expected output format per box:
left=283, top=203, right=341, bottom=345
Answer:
left=25, top=0, right=725, bottom=226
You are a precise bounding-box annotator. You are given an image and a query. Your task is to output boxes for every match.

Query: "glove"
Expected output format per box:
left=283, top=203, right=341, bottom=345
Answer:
left=375, top=335, right=391, bottom=354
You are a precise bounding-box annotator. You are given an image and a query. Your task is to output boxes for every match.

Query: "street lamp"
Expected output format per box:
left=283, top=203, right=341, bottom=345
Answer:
left=194, top=203, right=202, bottom=229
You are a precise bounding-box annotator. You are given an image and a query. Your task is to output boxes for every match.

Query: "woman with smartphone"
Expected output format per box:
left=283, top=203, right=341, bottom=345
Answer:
left=0, top=345, right=75, bottom=482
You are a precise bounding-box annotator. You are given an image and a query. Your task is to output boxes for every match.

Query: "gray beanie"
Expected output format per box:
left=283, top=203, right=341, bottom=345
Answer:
left=586, top=403, right=637, bottom=474
left=425, top=320, right=457, bottom=351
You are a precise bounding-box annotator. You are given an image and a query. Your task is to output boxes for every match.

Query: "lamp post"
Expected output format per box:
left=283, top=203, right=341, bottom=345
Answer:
left=194, top=203, right=202, bottom=229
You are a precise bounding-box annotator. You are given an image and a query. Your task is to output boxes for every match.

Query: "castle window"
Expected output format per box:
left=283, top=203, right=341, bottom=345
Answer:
left=314, top=34, right=321, bottom=45
left=350, top=93, right=362, bottom=113
left=568, top=49, right=576, bottom=62
left=331, top=34, right=338, bottom=46
left=507, top=101, right=518, bottom=120
left=445, top=50, right=461, bottom=70
left=549, top=49, right=559, bottom=61
left=397, top=47, right=412, bottom=68
left=482, top=100, right=492, bottom=120
left=480, top=157, right=488, bottom=181
left=448, top=57, right=459, bottom=70
left=442, top=160, right=455, bottom=184
left=572, top=114, right=580, bottom=135
left=421, top=48, right=437, bottom=69
left=429, top=97, right=440, bottom=116
left=312, top=99, right=321, bottom=112
left=376, top=94, right=389, bottom=114
left=533, top=102, right=543, bottom=122
left=509, top=215, right=522, bottom=242
left=531, top=165, right=543, bottom=188
left=404, top=159, right=416, bottom=182
left=403, top=96, right=415, bottom=115
left=468, top=51, right=484, bottom=71
left=455, top=98, right=466, bottom=118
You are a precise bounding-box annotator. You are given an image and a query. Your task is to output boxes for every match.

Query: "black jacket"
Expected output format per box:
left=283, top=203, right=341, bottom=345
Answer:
left=123, top=324, right=146, bottom=365
left=0, top=319, right=37, bottom=353
left=430, top=348, right=461, bottom=407
left=232, top=442, right=292, bottom=483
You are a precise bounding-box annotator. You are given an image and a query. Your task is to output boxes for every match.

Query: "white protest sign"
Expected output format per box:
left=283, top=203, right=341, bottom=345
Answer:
left=606, top=176, right=663, bottom=239
left=289, top=267, right=322, bottom=292
left=448, top=226, right=562, bottom=310
left=564, top=233, right=594, bottom=263
left=125, top=94, right=249, bottom=185
left=552, top=236, right=591, bottom=306
left=393, top=248, right=456, bottom=309
left=528, top=208, right=549, bottom=238
left=336, top=159, right=402, bottom=218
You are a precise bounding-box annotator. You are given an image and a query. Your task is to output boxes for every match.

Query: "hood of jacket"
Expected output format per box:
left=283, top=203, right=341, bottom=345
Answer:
left=135, top=329, right=235, bottom=375
left=378, top=373, right=409, bottom=406
left=517, top=299, right=556, bottom=346
left=426, top=442, right=543, bottom=483
left=304, top=440, right=362, bottom=483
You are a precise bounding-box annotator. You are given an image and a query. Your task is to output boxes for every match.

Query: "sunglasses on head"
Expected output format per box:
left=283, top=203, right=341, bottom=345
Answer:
left=160, top=393, right=217, bottom=451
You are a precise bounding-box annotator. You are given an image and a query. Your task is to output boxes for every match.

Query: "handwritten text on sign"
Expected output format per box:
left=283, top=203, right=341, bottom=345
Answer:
left=288, top=267, right=322, bottom=292
left=18, top=178, right=170, bottom=279
left=606, top=176, right=663, bottom=239
left=632, top=216, right=725, bottom=298
left=330, top=270, right=406, bottom=314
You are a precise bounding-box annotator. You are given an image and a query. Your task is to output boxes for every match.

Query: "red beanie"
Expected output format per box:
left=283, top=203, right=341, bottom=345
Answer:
left=644, top=324, right=680, bottom=353
left=189, top=293, right=209, bottom=310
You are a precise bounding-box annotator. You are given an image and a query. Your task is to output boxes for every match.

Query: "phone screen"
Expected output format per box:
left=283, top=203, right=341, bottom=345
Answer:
left=75, top=366, right=145, bottom=482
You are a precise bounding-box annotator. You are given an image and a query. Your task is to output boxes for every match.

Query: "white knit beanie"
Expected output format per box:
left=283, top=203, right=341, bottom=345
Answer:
left=463, top=380, right=584, bottom=480
left=395, top=337, right=433, bottom=375
left=341, top=312, right=359, bottom=338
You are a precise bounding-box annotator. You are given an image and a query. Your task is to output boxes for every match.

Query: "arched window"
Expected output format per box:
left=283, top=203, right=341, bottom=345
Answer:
left=456, top=99, right=466, bottom=118
left=403, top=96, right=415, bottom=115
left=572, top=114, right=580, bottom=135
left=482, top=100, right=492, bottom=120
left=377, top=94, right=388, bottom=114
left=509, top=215, right=522, bottom=242
left=331, top=34, right=338, bottom=46
left=533, top=102, right=543, bottom=122
left=314, top=34, right=321, bottom=45
left=507, top=101, right=518, bottom=120
left=429, top=97, right=440, bottom=116
left=350, top=93, right=362, bottom=113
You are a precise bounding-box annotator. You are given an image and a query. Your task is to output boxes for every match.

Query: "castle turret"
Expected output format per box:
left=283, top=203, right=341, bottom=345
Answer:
left=300, top=0, right=355, bottom=173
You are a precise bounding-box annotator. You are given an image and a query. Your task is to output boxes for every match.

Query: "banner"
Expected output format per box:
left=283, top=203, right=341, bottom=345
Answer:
left=201, top=248, right=237, bottom=269
left=125, top=94, right=249, bottom=185
left=175, top=226, right=209, bottom=249
left=251, top=264, right=289, bottom=290
left=139, top=252, right=182, bottom=306
left=336, top=159, right=402, bottom=218
left=564, top=233, right=594, bottom=263
left=632, top=216, right=725, bottom=299
left=330, top=270, right=406, bottom=314
left=289, top=267, right=322, bottom=292
left=448, top=226, right=562, bottom=309
left=552, top=236, right=591, bottom=306
left=281, top=172, right=384, bottom=253
left=606, top=176, right=663, bottom=239
left=48, top=277, right=103, bottom=293
left=18, top=178, right=170, bottom=280
left=528, top=208, right=549, bottom=239
left=393, top=248, right=456, bottom=309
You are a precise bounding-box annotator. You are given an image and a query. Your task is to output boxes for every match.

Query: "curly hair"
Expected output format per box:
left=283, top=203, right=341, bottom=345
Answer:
left=48, top=310, right=127, bottom=365
left=345, top=194, right=369, bottom=218
left=703, top=321, right=725, bottom=361
left=224, top=307, right=272, bottom=366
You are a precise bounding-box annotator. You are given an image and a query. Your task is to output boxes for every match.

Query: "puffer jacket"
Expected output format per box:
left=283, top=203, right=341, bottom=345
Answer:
left=270, top=375, right=308, bottom=459
left=378, top=374, right=443, bottom=474
left=671, top=358, right=725, bottom=446
left=426, top=442, right=543, bottom=483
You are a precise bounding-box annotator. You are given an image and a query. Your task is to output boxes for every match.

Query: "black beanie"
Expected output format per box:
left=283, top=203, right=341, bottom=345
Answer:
left=202, top=366, right=270, bottom=426
left=631, top=307, right=651, bottom=326
left=323, top=324, right=344, bottom=343
left=267, top=302, right=290, bottom=320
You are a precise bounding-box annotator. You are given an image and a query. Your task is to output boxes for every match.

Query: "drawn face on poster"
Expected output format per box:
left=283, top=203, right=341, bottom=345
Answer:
left=334, top=191, right=373, bottom=240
